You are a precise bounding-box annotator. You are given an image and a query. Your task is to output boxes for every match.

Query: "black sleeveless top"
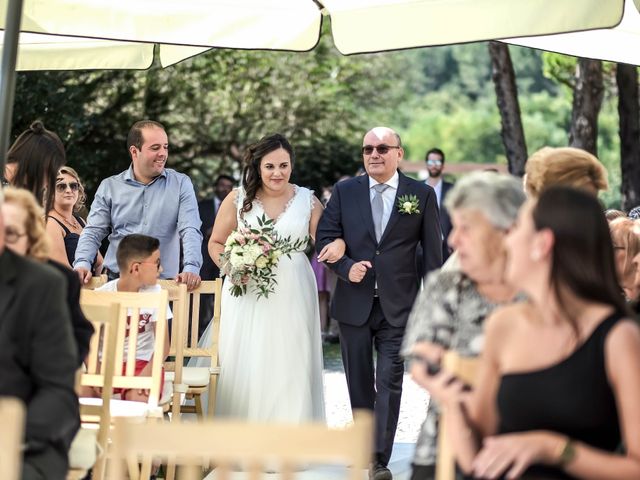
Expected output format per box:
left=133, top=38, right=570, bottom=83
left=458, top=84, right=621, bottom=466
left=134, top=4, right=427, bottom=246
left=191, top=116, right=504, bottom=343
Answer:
left=495, top=312, right=623, bottom=479
left=48, top=214, right=88, bottom=267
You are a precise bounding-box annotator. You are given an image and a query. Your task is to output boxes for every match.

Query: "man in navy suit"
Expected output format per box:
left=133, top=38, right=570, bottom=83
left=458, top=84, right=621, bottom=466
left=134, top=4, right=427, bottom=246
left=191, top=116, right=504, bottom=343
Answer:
left=197, top=174, right=234, bottom=334
left=425, top=148, right=454, bottom=261
left=316, top=127, right=442, bottom=480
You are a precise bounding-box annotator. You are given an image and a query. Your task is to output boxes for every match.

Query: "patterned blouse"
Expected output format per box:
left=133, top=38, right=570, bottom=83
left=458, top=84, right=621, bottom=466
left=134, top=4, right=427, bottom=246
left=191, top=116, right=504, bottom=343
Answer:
left=401, top=269, right=520, bottom=466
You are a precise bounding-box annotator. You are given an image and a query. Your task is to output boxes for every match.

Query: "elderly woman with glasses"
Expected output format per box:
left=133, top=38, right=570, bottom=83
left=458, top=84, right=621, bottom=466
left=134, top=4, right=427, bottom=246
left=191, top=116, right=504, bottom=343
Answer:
left=401, top=172, right=526, bottom=480
left=2, top=187, right=93, bottom=366
left=45, top=166, right=103, bottom=273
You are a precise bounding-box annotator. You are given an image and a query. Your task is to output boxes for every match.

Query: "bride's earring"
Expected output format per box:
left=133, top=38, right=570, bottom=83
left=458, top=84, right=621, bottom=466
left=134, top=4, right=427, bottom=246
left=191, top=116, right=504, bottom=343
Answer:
left=531, top=250, right=541, bottom=261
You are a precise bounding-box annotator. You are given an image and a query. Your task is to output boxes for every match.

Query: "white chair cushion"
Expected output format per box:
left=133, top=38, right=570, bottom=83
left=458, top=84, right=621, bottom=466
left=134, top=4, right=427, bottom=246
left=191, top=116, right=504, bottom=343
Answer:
left=165, top=367, right=210, bottom=387
left=79, top=397, right=163, bottom=418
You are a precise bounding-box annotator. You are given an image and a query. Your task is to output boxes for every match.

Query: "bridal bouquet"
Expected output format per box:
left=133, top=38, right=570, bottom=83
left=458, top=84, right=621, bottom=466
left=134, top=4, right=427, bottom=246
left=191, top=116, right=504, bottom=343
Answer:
left=220, top=214, right=309, bottom=299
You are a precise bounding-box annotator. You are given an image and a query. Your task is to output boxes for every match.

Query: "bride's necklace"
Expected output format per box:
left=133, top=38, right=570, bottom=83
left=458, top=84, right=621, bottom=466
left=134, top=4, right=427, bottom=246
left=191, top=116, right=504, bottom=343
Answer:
left=53, top=208, right=80, bottom=229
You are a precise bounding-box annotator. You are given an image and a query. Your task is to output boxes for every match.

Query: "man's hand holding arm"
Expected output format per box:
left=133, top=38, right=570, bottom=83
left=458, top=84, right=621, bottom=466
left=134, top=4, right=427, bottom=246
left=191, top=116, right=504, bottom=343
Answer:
left=315, top=184, right=356, bottom=282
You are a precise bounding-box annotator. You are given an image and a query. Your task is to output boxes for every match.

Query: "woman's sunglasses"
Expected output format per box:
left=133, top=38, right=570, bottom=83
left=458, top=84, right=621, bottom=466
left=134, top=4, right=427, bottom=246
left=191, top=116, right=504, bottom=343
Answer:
left=55, top=182, right=80, bottom=193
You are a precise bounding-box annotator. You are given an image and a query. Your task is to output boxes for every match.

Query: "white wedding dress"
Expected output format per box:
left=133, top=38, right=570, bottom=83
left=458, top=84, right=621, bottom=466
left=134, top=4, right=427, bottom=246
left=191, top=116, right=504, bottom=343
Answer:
left=192, top=185, right=325, bottom=423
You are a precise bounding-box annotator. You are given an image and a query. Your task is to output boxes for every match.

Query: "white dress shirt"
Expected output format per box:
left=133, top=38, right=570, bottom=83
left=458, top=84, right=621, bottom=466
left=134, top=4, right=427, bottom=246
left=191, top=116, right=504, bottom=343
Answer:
left=369, top=171, right=399, bottom=236
left=428, top=177, right=443, bottom=207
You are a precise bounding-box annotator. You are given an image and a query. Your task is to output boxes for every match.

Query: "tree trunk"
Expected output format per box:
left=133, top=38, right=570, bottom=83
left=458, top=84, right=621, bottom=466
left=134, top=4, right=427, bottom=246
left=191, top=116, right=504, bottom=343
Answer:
left=488, top=42, right=527, bottom=176
left=617, top=63, right=640, bottom=211
left=569, top=58, right=603, bottom=156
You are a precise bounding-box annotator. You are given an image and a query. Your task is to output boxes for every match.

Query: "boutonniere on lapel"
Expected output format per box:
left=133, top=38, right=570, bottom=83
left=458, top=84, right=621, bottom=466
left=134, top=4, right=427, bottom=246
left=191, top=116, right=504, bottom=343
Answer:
left=396, top=194, right=421, bottom=215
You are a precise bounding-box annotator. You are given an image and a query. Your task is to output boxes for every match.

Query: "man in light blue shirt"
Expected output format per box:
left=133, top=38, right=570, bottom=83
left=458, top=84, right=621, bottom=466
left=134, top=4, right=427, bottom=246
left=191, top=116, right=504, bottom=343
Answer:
left=74, top=120, right=203, bottom=290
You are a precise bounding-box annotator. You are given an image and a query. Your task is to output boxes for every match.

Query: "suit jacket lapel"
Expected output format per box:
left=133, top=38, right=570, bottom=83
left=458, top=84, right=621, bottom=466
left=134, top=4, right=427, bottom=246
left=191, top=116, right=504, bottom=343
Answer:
left=0, top=251, right=17, bottom=325
left=356, top=175, right=377, bottom=243
left=379, top=171, right=407, bottom=245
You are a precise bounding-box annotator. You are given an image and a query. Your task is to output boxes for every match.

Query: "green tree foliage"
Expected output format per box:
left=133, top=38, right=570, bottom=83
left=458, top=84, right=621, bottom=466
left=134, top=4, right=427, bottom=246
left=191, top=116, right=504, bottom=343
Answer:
left=12, top=39, right=629, bottom=208
left=12, top=24, right=421, bottom=200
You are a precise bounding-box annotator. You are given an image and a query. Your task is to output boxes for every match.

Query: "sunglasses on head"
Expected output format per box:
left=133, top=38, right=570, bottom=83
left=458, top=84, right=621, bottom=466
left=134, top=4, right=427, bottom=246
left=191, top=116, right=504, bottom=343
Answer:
left=55, top=182, right=80, bottom=192
left=362, top=144, right=400, bottom=155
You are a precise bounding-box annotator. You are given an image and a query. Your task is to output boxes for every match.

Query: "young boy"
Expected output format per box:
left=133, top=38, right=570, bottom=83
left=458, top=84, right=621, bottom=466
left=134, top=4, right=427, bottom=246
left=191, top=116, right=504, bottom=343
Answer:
left=97, top=234, right=171, bottom=402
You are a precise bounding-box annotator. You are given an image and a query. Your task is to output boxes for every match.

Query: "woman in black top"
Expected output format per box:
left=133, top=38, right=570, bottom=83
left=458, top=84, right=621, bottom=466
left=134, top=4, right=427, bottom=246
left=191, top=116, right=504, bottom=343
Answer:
left=412, top=187, right=640, bottom=479
left=46, top=166, right=102, bottom=273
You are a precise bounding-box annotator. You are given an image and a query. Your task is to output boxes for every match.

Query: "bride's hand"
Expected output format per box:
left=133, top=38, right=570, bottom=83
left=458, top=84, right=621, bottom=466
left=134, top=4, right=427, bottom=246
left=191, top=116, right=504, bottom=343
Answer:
left=317, top=239, right=346, bottom=263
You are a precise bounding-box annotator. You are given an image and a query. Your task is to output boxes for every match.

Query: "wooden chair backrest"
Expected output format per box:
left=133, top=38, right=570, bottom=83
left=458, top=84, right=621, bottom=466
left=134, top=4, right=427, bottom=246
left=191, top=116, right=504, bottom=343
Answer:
left=76, top=302, right=120, bottom=480
left=435, top=351, right=480, bottom=480
left=80, top=289, right=169, bottom=407
left=0, top=397, right=25, bottom=480
left=158, top=279, right=222, bottom=362
left=156, top=280, right=189, bottom=418
left=109, top=410, right=373, bottom=480
left=82, top=274, right=108, bottom=290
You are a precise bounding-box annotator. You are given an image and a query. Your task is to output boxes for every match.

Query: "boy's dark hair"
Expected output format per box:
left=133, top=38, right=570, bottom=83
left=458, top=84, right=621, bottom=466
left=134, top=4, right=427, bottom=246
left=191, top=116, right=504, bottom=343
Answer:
left=116, top=234, right=160, bottom=271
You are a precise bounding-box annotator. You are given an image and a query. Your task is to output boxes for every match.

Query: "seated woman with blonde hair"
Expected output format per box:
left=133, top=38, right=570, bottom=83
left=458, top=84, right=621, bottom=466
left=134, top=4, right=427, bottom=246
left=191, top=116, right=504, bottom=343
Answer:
left=523, top=146, right=608, bottom=198
left=46, top=166, right=103, bottom=273
left=609, top=217, right=640, bottom=301
left=2, top=187, right=93, bottom=365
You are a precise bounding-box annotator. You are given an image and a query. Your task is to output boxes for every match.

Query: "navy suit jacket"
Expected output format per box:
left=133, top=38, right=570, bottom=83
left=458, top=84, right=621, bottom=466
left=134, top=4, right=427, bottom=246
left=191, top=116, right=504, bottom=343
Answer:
left=440, top=180, right=454, bottom=259
left=0, top=250, right=79, bottom=476
left=316, top=172, right=443, bottom=328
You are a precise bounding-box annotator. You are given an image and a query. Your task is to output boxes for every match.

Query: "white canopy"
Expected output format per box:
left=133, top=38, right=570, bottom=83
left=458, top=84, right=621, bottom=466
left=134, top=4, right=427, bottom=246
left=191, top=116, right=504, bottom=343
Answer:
left=503, top=0, right=640, bottom=65
left=0, top=0, right=628, bottom=70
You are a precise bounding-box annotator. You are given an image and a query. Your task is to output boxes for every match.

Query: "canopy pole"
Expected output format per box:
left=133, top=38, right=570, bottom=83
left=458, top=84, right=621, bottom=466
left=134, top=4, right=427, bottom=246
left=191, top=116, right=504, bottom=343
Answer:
left=0, top=0, right=24, bottom=178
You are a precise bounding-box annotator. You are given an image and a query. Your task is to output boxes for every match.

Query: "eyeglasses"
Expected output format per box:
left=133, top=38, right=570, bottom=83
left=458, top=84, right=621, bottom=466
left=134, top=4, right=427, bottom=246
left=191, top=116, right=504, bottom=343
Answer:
left=5, top=227, right=27, bottom=244
left=362, top=145, right=400, bottom=155
left=135, top=260, right=162, bottom=271
left=426, top=159, right=443, bottom=166
left=55, top=182, right=80, bottom=192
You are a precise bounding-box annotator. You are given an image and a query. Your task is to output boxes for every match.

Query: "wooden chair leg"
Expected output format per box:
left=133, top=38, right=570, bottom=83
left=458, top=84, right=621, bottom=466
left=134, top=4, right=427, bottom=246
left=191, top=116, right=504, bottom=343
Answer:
left=194, top=393, right=203, bottom=419
left=207, top=377, right=217, bottom=419
left=165, top=462, right=176, bottom=480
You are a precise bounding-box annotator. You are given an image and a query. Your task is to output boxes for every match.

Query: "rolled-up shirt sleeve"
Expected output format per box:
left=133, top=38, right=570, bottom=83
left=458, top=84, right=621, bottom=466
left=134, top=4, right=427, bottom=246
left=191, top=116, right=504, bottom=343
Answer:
left=178, top=176, right=203, bottom=275
left=74, top=181, right=111, bottom=271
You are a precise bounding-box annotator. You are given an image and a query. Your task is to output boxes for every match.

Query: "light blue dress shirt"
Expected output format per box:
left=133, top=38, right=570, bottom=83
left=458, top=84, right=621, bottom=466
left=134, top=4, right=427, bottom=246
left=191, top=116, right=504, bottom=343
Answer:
left=74, top=165, right=203, bottom=278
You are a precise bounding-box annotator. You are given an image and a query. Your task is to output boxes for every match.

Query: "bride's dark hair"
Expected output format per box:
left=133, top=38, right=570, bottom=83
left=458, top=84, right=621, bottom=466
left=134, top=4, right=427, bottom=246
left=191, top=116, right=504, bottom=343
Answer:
left=241, top=133, right=294, bottom=214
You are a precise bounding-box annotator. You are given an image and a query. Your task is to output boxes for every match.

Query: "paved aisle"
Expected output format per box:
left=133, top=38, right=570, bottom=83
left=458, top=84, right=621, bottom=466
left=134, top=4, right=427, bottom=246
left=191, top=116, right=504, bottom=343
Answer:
left=204, top=346, right=430, bottom=480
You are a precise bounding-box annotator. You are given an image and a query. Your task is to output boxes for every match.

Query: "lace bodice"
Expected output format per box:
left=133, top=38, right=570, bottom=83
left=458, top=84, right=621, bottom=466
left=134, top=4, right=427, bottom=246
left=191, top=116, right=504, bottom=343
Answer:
left=235, top=185, right=313, bottom=243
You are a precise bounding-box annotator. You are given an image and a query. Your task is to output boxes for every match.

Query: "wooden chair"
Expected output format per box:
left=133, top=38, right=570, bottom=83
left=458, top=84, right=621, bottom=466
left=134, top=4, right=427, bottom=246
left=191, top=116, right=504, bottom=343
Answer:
left=435, top=351, right=480, bottom=480
left=158, top=279, right=223, bottom=419
left=82, top=274, right=108, bottom=290
left=109, top=410, right=373, bottom=480
left=68, top=302, right=119, bottom=480
left=79, top=289, right=169, bottom=479
left=156, top=280, right=189, bottom=421
left=0, top=397, right=25, bottom=480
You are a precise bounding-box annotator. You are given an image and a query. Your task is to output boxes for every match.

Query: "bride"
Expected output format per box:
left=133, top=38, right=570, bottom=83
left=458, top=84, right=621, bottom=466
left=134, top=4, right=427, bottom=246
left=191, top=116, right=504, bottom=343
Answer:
left=197, top=133, right=343, bottom=423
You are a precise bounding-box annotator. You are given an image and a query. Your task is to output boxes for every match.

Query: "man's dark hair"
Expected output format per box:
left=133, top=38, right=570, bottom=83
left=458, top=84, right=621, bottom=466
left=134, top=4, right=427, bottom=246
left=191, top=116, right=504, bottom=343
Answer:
left=116, top=234, right=160, bottom=271
left=215, top=174, right=235, bottom=186
left=425, top=148, right=445, bottom=164
left=127, top=120, right=165, bottom=152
